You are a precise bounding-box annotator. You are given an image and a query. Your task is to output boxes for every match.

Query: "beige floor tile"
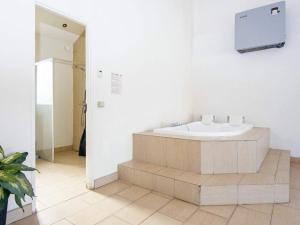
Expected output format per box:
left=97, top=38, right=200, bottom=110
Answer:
left=238, top=185, right=274, bottom=204
left=115, top=193, right=170, bottom=224
left=159, top=199, right=198, bottom=222
left=240, top=204, right=273, bottom=215
left=118, top=185, right=150, bottom=201
left=204, top=174, right=243, bottom=186
left=115, top=203, right=154, bottom=225
left=271, top=205, right=300, bottom=225
left=96, top=216, right=130, bottom=225
left=36, top=176, right=86, bottom=197
left=228, top=206, right=271, bottom=225
left=283, top=188, right=300, bottom=210
left=184, top=209, right=226, bottom=225
left=240, top=173, right=275, bottom=185
left=67, top=195, right=130, bottom=225
left=40, top=197, right=89, bottom=224
left=53, top=220, right=74, bottom=225
left=16, top=198, right=89, bottom=225
left=199, top=205, right=236, bottom=219
left=36, top=200, right=48, bottom=212
left=95, top=181, right=130, bottom=196
left=115, top=192, right=171, bottom=225
left=141, top=213, right=182, bottom=225
left=121, top=160, right=162, bottom=173
left=76, top=190, right=108, bottom=204
left=135, top=193, right=171, bottom=211
left=38, top=183, right=88, bottom=207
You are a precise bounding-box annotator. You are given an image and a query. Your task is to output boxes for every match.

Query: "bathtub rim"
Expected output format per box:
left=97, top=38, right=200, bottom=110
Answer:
left=135, top=127, right=270, bottom=142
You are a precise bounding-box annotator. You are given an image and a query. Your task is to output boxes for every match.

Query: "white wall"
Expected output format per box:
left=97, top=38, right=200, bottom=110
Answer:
left=191, top=0, right=300, bottom=157
left=87, top=0, right=193, bottom=180
left=0, top=0, right=35, bottom=211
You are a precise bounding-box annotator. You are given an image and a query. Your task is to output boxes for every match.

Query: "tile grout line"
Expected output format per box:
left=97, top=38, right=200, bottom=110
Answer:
left=136, top=195, right=173, bottom=225
left=194, top=207, right=232, bottom=223
left=111, top=187, right=172, bottom=225
left=269, top=203, right=275, bottom=225
left=225, top=205, right=237, bottom=225
left=239, top=204, right=274, bottom=216
left=66, top=184, right=134, bottom=225
left=59, top=181, right=134, bottom=225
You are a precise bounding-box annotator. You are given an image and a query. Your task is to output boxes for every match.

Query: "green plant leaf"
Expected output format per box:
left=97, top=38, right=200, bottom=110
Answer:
left=0, top=187, right=9, bottom=211
left=14, top=172, right=35, bottom=198
left=14, top=194, right=24, bottom=211
left=0, top=164, right=38, bottom=174
left=0, top=147, right=36, bottom=211
left=0, top=187, right=4, bottom=199
left=0, top=171, right=24, bottom=197
left=0, top=186, right=9, bottom=201
left=1, top=152, right=28, bottom=164
left=0, top=146, right=4, bottom=160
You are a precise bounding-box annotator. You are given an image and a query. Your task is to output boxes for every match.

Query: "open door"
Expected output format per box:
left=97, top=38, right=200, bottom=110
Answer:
left=35, top=59, right=54, bottom=162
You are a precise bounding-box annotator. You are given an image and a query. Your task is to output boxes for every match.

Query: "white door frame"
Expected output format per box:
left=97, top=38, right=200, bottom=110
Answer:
left=33, top=1, right=93, bottom=206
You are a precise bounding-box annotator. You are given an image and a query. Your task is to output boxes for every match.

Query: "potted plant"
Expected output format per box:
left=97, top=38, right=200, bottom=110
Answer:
left=0, top=146, right=37, bottom=225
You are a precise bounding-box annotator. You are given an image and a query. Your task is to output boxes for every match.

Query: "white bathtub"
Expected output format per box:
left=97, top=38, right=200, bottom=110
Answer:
left=153, top=121, right=253, bottom=137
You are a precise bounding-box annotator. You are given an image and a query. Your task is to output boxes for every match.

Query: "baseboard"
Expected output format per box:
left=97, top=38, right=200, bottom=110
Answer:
left=291, top=157, right=300, bottom=164
left=92, top=172, right=118, bottom=189
left=54, top=145, right=73, bottom=152
left=6, top=203, right=32, bottom=224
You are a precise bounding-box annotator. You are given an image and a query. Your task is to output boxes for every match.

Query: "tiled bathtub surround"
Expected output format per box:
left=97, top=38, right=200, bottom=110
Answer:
left=119, top=150, right=290, bottom=206
left=133, top=128, right=270, bottom=174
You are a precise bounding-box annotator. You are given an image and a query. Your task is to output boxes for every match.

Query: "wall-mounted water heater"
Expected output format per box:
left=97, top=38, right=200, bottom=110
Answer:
left=235, top=1, right=286, bottom=53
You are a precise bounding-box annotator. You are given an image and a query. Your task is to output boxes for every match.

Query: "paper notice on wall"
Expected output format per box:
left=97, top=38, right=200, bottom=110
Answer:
left=111, top=73, right=122, bottom=95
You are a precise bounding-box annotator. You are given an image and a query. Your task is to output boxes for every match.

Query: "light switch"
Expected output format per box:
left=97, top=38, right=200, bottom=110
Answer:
left=97, top=101, right=105, bottom=108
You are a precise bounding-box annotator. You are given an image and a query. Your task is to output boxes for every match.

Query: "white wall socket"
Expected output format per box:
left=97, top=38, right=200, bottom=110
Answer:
left=97, top=101, right=105, bottom=108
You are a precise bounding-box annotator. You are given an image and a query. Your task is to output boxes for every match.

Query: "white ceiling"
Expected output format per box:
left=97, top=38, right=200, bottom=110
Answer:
left=36, top=22, right=79, bottom=43
left=36, top=6, right=85, bottom=42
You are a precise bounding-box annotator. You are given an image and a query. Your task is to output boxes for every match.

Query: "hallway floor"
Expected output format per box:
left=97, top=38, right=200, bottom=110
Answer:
left=12, top=155, right=300, bottom=225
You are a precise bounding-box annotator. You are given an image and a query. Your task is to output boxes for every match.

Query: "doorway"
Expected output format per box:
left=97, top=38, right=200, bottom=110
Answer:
left=35, top=5, right=88, bottom=209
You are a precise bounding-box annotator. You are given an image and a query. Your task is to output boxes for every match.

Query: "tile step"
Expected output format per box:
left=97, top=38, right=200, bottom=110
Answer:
left=118, top=149, right=290, bottom=205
